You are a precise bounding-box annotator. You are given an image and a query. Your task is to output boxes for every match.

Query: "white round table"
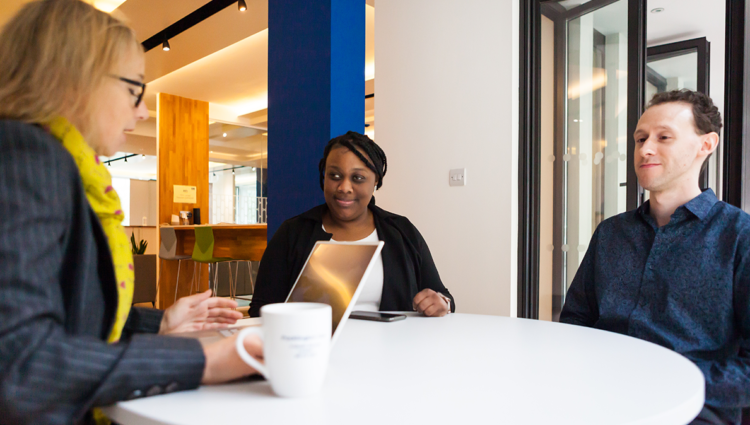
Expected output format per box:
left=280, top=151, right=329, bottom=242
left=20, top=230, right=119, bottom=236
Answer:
left=103, top=313, right=705, bottom=425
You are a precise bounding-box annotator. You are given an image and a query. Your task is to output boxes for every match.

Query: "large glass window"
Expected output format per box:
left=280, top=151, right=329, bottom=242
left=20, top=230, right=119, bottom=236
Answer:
left=207, top=122, right=267, bottom=224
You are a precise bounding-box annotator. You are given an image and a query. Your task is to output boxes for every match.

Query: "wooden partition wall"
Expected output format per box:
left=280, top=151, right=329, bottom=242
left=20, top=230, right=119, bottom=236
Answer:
left=156, top=93, right=209, bottom=309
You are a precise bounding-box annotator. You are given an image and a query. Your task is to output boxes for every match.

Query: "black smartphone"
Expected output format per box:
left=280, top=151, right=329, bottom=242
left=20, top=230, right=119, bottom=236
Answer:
left=349, top=311, right=407, bottom=322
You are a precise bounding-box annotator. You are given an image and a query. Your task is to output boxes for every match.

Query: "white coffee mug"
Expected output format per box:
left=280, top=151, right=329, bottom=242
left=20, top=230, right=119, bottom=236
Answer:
left=236, top=303, right=332, bottom=397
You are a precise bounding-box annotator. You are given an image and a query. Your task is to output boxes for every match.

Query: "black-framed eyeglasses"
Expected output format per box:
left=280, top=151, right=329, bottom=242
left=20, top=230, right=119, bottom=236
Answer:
left=110, top=75, right=146, bottom=107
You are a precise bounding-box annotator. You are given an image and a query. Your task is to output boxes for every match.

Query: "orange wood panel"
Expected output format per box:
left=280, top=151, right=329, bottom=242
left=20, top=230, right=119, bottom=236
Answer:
left=156, top=93, right=210, bottom=309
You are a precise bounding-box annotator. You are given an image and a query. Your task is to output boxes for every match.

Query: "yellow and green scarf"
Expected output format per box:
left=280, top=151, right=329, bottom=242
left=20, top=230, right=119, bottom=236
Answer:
left=47, top=117, right=134, bottom=342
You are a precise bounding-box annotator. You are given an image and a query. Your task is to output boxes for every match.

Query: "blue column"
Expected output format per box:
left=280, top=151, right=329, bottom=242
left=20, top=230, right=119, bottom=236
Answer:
left=267, top=0, right=365, bottom=238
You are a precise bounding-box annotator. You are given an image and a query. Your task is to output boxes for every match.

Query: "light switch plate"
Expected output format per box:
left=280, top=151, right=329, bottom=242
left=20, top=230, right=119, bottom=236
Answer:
left=449, top=168, right=466, bottom=187
left=142, top=216, right=148, bottom=226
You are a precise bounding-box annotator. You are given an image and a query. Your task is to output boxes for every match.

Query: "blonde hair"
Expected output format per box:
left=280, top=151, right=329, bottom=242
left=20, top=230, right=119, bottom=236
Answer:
left=0, top=0, right=141, bottom=140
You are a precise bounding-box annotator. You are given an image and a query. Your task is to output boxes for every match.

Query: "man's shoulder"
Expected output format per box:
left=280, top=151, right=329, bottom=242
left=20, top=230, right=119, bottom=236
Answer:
left=707, top=200, right=750, bottom=236
left=595, top=209, right=642, bottom=233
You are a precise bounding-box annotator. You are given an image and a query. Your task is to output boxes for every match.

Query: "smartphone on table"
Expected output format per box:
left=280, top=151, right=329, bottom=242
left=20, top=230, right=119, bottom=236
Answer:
left=349, top=311, right=406, bottom=322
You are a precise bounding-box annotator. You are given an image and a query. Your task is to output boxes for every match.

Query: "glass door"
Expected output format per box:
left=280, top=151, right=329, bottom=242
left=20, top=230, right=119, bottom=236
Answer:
left=538, top=0, right=640, bottom=321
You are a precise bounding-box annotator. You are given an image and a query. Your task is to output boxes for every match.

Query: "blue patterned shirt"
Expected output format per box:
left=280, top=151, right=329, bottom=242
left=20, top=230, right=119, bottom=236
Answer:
left=561, top=189, right=750, bottom=422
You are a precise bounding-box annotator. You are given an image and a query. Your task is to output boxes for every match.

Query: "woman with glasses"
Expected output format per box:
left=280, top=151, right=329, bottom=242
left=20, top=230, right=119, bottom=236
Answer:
left=0, top=2, right=262, bottom=424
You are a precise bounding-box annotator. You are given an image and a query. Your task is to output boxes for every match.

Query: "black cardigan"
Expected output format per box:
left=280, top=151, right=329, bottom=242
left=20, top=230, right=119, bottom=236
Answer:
left=249, top=203, right=455, bottom=317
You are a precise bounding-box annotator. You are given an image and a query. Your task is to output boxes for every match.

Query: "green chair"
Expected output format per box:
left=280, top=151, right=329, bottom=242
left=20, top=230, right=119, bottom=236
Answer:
left=192, top=226, right=236, bottom=298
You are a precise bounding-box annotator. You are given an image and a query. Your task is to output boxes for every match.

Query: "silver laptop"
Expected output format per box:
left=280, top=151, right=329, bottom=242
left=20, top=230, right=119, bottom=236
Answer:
left=284, top=240, right=384, bottom=346
left=180, top=241, right=383, bottom=345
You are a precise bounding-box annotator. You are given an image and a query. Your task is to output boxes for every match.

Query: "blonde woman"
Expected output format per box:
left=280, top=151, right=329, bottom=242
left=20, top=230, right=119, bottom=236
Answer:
left=0, top=1, right=262, bottom=424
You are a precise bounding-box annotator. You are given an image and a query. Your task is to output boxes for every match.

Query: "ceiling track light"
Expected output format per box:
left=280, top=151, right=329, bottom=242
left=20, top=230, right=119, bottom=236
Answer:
left=124, top=157, right=128, bottom=162
left=162, top=36, right=171, bottom=51
left=238, top=0, right=247, bottom=12
left=232, top=168, right=235, bottom=175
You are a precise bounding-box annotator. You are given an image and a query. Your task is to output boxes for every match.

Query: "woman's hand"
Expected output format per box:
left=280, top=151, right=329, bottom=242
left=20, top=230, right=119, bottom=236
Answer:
left=412, top=288, right=450, bottom=317
left=159, top=289, right=243, bottom=335
left=201, top=332, right=263, bottom=384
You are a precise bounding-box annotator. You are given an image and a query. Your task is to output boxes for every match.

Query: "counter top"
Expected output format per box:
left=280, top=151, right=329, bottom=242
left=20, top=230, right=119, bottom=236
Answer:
left=161, top=224, right=267, bottom=230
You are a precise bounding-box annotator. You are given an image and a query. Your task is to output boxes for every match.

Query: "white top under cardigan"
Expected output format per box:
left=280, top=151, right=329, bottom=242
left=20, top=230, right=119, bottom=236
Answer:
left=322, top=225, right=384, bottom=312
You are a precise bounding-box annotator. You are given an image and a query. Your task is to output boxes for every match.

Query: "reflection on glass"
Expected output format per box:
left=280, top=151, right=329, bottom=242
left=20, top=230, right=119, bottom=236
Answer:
left=286, top=243, right=379, bottom=336
left=644, top=47, right=703, bottom=196
left=646, top=51, right=698, bottom=101
left=563, top=0, right=628, bottom=291
left=557, top=0, right=593, bottom=10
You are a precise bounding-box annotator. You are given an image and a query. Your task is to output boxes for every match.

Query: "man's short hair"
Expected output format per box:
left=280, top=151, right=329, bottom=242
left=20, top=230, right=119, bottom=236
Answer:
left=647, top=89, right=723, bottom=136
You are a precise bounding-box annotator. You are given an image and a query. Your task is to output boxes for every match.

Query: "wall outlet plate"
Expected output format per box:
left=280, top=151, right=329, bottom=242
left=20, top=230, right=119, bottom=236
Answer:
left=449, top=168, right=466, bottom=187
left=142, top=216, right=147, bottom=226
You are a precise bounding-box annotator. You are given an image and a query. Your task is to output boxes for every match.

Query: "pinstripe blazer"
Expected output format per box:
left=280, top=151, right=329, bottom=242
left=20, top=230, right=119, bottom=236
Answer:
left=0, top=120, right=205, bottom=425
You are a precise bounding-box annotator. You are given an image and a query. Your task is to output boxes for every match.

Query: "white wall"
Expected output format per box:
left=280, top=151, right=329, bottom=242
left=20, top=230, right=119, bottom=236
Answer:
left=112, top=177, right=131, bottom=225
left=130, top=179, right=157, bottom=226
left=375, top=0, right=519, bottom=316
left=210, top=169, right=236, bottom=224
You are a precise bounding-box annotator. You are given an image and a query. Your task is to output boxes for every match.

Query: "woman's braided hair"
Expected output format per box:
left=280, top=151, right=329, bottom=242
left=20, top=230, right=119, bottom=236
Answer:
left=318, top=131, right=388, bottom=190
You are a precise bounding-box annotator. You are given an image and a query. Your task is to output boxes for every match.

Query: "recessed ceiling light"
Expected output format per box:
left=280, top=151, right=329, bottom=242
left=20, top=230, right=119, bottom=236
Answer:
left=223, top=133, right=227, bottom=137
left=651, top=7, right=664, bottom=13
left=92, top=0, right=127, bottom=13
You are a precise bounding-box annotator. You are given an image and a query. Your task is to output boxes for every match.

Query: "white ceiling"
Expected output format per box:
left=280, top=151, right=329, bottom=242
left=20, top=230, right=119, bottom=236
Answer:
left=143, top=28, right=269, bottom=114
left=130, top=0, right=269, bottom=83
left=646, top=0, right=724, bottom=47
left=115, top=0, right=374, bottom=170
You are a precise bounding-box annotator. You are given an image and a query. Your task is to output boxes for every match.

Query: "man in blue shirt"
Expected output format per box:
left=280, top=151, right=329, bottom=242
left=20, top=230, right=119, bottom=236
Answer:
left=560, top=89, right=750, bottom=425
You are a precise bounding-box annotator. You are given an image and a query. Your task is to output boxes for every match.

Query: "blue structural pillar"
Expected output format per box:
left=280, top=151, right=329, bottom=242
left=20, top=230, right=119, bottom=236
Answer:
left=267, top=0, right=365, bottom=238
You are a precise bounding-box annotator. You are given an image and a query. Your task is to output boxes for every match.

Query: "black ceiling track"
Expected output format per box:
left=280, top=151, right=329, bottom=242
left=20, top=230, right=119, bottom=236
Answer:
left=141, top=0, right=239, bottom=52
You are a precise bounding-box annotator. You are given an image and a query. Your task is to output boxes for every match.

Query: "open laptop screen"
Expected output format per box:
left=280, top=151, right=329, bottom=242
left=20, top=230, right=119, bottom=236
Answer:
left=285, top=242, right=381, bottom=337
